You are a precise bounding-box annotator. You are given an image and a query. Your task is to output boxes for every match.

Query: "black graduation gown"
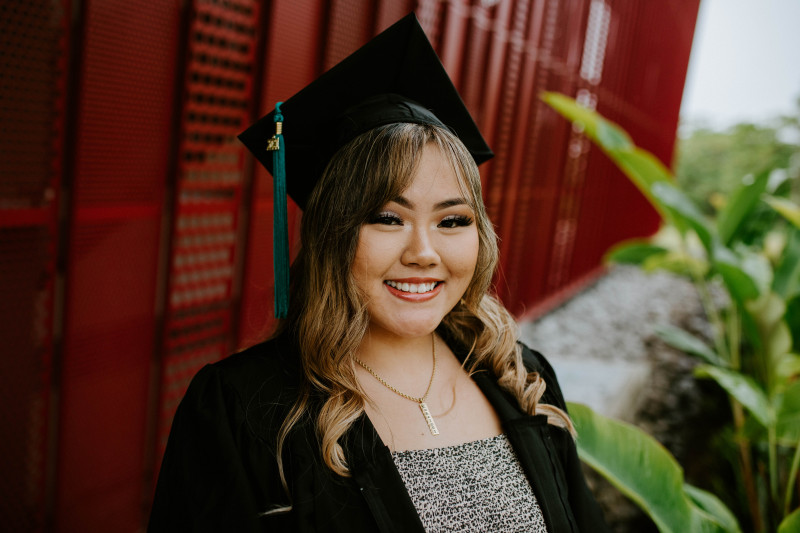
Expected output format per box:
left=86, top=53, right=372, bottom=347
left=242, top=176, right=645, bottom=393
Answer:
left=149, top=334, right=609, bottom=532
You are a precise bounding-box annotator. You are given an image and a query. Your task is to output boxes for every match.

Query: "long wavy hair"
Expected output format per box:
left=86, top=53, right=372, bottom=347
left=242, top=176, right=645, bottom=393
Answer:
left=271, top=122, right=573, bottom=492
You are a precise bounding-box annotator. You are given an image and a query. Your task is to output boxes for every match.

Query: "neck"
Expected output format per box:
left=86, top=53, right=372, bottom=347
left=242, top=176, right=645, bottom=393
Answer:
left=355, top=329, right=436, bottom=373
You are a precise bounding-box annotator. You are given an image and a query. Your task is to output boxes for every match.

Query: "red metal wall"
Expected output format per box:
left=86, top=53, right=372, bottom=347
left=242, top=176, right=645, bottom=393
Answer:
left=0, top=3, right=67, bottom=528
left=56, top=0, right=180, bottom=530
left=0, top=0, right=700, bottom=530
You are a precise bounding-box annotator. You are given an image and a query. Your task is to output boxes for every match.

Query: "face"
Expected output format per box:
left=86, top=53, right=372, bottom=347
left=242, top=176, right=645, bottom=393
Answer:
left=351, top=143, right=480, bottom=342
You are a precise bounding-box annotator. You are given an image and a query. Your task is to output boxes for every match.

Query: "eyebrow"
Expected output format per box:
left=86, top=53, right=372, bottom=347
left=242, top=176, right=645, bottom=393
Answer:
left=391, top=196, right=471, bottom=210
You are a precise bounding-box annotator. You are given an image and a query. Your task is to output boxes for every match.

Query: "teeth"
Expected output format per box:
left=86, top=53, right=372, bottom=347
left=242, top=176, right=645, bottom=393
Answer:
left=386, top=281, right=438, bottom=293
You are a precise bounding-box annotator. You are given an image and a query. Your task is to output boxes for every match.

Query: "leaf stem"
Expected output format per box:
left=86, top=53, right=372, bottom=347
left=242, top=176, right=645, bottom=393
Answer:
left=733, top=400, right=762, bottom=531
left=785, top=439, right=800, bottom=518
left=769, top=422, right=778, bottom=517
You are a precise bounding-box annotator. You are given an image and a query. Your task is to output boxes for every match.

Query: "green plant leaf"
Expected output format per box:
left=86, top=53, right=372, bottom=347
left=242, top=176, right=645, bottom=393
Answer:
left=655, top=325, right=726, bottom=366
left=713, top=246, right=761, bottom=302
left=567, top=402, right=737, bottom=533
left=606, top=241, right=669, bottom=265
left=609, top=148, right=674, bottom=210
left=541, top=92, right=634, bottom=149
left=787, top=296, right=800, bottom=354
left=774, top=228, right=800, bottom=299
left=541, top=92, right=672, bottom=218
left=746, top=293, right=793, bottom=394
left=778, top=507, right=800, bottom=533
left=684, top=484, right=743, bottom=533
left=776, top=379, right=800, bottom=444
left=777, top=354, right=800, bottom=381
left=641, top=250, right=708, bottom=278
left=765, top=195, right=800, bottom=229
left=736, top=245, right=773, bottom=295
left=596, top=117, right=633, bottom=150
left=717, top=170, right=770, bottom=245
left=694, top=365, right=771, bottom=427
left=652, top=182, right=715, bottom=254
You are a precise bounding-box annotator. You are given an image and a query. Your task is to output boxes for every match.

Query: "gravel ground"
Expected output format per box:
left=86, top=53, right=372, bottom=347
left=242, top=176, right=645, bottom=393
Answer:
left=519, top=264, right=702, bottom=420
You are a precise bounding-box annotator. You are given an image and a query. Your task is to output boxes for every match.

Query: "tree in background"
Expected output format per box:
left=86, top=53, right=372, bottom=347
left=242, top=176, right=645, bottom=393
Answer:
left=675, top=97, right=800, bottom=218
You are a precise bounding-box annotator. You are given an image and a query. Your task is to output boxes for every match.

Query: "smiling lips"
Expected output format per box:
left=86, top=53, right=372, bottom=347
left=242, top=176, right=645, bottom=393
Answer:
left=384, top=279, right=443, bottom=301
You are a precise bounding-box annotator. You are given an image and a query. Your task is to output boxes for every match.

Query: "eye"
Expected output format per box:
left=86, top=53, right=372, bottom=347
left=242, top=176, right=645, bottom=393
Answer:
left=368, top=211, right=403, bottom=226
left=439, top=215, right=474, bottom=229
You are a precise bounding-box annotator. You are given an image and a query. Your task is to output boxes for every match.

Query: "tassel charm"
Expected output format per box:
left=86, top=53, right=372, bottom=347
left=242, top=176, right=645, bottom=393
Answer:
left=266, top=120, right=282, bottom=151
left=267, top=102, right=290, bottom=318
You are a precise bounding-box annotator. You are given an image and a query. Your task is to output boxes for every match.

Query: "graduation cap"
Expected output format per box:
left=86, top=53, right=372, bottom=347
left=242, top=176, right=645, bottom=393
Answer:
left=239, top=12, right=492, bottom=318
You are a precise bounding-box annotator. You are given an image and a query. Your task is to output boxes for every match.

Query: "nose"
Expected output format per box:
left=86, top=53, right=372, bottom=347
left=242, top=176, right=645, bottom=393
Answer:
left=401, top=226, right=440, bottom=267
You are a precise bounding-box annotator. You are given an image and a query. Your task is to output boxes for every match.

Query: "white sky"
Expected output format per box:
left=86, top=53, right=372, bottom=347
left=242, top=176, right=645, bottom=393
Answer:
left=680, top=0, right=800, bottom=129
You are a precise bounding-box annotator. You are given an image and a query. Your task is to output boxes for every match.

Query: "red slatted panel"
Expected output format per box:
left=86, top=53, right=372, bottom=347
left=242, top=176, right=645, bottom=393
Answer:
left=56, top=0, right=179, bottom=529
left=0, top=1, right=67, bottom=530
left=375, top=0, right=416, bottom=32
left=415, top=0, right=445, bottom=46
left=237, top=0, right=325, bottom=347
left=458, top=2, right=494, bottom=126
left=324, top=0, right=377, bottom=69
left=541, top=0, right=593, bottom=293
left=0, top=226, right=54, bottom=531
left=439, top=0, right=470, bottom=85
left=155, top=0, right=261, bottom=464
left=486, top=0, right=589, bottom=313
left=566, top=0, right=700, bottom=283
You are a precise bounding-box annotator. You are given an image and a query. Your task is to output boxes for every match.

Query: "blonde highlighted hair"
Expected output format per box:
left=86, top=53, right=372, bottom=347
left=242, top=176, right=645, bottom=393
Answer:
left=272, top=122, right=573, bottom=490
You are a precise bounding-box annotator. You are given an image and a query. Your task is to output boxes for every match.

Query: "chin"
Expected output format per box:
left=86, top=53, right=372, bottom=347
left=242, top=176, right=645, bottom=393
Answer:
left=372, top=314, right=447, bottom=340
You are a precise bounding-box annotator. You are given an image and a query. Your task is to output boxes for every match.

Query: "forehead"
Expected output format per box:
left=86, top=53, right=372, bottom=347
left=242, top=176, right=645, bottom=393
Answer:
left=400, top=143, right=474, bottom=204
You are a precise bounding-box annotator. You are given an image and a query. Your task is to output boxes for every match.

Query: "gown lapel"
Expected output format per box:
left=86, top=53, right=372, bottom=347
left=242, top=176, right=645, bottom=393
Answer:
left=346, top=416, right=427, bottom=533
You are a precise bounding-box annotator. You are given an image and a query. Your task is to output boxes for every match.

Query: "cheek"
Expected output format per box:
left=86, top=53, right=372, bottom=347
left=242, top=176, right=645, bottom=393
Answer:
left=351, top=230, right=391, bottom=286
left=449, top=231, right=480, bottom=277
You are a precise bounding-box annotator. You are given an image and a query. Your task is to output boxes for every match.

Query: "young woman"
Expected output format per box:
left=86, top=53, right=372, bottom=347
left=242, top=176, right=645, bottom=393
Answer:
left=149, top=14, right=607, bottom=533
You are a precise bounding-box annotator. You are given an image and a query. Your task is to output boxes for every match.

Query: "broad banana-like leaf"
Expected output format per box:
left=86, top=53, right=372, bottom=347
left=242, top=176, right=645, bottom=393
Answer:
left=713, top=246, right=761, bottom=303
left=684, top=484, right=743, bottom=533
left=776, top=380, right=800, bottom=444
left=746, top=292, right=794, bottom=395
left=655, top=325, right=726, bottom=366
left=717, top=170, right=770, bottom=245
left=651, top=182, right=715, bottom=254
left=568, top=402, right=739, bottom=533
left=541, top=92, right=672, bottom=219
left=541, top=92, right=633, bottom=148
left=606, top=240, right=669, bottom=265
left=778, top=354, right=800, bottom=382
left=765, top=196, right=800, bottom=229
left=609, top=148, right=675, bottom=212
left=694, top=365, right=771, bottom=427
left=778, top=507, right=800, bottom=533
left=774, top=228, right=800, bottom=299
left=642, top=250, right=709, bottom=278
left=787, top=296, right=800, bottom=354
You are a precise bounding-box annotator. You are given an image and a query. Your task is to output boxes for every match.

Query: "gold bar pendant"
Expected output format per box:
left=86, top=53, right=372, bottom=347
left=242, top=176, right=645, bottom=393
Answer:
left=419, top=402, right=439, bottom=436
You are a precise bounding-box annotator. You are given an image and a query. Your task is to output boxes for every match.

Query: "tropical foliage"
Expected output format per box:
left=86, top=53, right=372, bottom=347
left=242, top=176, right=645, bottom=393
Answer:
left=544, top=92, right=800, bottom=533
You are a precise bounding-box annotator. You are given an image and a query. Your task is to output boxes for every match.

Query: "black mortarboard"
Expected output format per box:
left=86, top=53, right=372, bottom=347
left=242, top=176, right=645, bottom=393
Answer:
left=239, top=13, right=492, bottom=209
left=238, top=12, right=492, bottom=317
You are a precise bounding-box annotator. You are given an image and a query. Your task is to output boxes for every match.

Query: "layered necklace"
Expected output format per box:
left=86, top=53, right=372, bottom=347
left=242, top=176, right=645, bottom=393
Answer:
left=354, top=333, right=440, bottom=436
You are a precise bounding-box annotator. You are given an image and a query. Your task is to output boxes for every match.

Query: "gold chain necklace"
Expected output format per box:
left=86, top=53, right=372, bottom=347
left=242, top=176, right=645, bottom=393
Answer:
left=354, top=333, right=439, bottom=436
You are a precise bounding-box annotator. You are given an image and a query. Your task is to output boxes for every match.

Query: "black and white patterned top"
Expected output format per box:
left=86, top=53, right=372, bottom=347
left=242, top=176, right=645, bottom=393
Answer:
left=391, top=434, right=548, bottom=532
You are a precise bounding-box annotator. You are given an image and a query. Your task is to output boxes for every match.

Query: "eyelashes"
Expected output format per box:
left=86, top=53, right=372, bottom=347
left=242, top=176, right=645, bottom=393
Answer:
left=368, top=212, right=403, bottom=225
left=438, top=214, right=474, bottom=228
left=367, top=211, right=474, bottom=228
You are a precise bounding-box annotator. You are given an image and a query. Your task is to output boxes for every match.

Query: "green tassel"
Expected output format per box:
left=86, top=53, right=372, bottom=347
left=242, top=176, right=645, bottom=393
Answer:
left=270, top=102, right=289, bottom=318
